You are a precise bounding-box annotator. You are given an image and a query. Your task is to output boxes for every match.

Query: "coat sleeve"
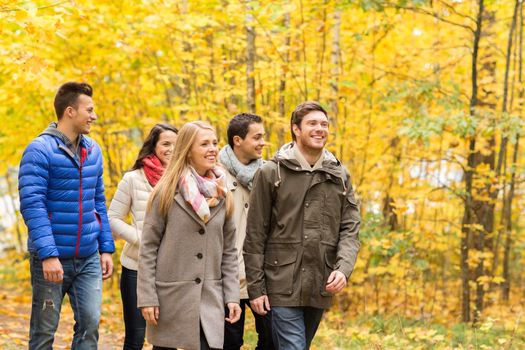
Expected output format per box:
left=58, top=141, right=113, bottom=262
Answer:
left=18, top=140, right=58, bottom=260
left=137, top=194, right=166, bottom=308
left=221, top=211, right=240, bottom=305
left=94, top=146, right=115, bottom=254
left=243, top=164, right=275, bottom=300
left=108, top=172, right=139, bottom=245
left=335, top=171, right=361, bottom=279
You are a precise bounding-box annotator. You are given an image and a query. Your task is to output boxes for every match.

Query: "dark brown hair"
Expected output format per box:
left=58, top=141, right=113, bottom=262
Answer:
left=131, top=123, right=179, bottom=170
left=227, top=113, right=263, bottom=148
left=54, top=82, right=93, bottom=119
left=290, top=101, right=328, bottom=141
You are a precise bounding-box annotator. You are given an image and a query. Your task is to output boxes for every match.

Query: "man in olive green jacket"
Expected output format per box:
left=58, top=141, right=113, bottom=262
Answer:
left=243, top=101, right=360, bottom=350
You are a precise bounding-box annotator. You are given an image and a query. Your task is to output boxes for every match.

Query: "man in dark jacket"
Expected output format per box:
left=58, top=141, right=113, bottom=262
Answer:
left=18, top=82, right=115, bottom=349
left=243, top=101, right=360, bottom=350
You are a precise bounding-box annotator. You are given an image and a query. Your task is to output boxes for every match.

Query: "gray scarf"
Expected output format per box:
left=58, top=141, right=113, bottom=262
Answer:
left=219, top=145, right=263, bottom=190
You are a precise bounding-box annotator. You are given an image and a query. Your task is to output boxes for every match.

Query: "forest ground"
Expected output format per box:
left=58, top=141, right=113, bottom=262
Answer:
left=0, top=251, right=523, bottom=350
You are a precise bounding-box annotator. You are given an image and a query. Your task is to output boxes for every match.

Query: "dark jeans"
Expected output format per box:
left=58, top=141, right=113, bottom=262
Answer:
left=29, top=252, right=102, bottom=350
left=120, top=266, right=146, bottom=350
left=271, top=306, right=324, bottom=350
left=152, top=326, right=215, bottom=350
left=223, top=299, right=274, bottom=350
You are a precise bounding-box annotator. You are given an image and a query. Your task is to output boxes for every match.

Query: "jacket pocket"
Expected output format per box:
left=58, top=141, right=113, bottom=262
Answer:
left=264, top=250, right=297, bottom=295
left=347, top=192, right=359, bottom=208
left=155, top=280, right=195, bottom=323
left=320, top=241, right=337, bottom=297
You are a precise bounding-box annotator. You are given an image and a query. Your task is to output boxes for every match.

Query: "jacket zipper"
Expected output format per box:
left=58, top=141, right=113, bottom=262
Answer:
left=74, top=148, right=87, bottom=257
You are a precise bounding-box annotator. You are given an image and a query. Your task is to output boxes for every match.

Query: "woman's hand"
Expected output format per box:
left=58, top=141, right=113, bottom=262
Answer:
left=225, top=302, right=242, bottom=324
left=141, top=306, right=160, bottom=326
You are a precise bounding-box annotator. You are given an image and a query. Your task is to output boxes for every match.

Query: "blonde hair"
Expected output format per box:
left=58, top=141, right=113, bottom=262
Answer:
left=147, top=121, right=233, bottom=219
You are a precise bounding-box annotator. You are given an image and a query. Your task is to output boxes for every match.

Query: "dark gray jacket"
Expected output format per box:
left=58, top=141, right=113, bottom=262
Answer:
left=243, top=143, right=360, bottom=309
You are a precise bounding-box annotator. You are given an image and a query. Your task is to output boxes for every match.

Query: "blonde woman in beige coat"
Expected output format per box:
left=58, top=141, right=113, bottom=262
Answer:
left=109, top=123, right=178, bottom=350
left=138, top=121, right=241, bottom=350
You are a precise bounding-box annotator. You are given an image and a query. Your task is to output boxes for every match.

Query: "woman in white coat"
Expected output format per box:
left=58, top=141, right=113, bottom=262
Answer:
left=137, top=121, right=241, bottom=350
left=109, top=123, right=178, bottom=350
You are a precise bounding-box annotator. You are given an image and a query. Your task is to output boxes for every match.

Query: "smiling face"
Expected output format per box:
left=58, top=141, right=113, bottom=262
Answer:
left=189, top=128, right=218, bottom=176
left=69, top=94, right=97, bottom=135
left=155, top=130, right=178, bottom=166
left=233, top=122, right=266, bottom=164
left=292, top=110, right=329, bottom=152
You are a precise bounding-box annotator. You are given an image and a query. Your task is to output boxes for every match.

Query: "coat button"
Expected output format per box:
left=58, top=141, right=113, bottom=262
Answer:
left=305, top=203, right=309, bottom=207
left=199, top=228, right=205, bottom=235
left=244, top=203, right=249, bottom=208
left=233, top=181, right=238, bottom=186
left=274, top=260, right=278, bottom=265
left=195, top=278, right=201, bottom=284
left=197, top=253, right=203, bottom=259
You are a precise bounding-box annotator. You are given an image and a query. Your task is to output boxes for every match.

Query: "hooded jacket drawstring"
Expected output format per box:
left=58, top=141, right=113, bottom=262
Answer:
left=274, top=161, right=282, bottom=188
left=340, top=175, right=348, bottom=195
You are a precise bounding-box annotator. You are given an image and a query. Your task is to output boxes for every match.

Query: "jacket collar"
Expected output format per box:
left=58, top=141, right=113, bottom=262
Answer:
left=40, top=122, right=93, bottom=167
left=174, top=193, right=224, bottom=227
left=272, top=142, right=344, bottom=177
left=40, top=122, right=87, bottom=154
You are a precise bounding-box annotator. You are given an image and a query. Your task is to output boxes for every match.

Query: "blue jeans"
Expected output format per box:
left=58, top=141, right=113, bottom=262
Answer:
left=120, top=266, right=146, bottom=350
left=271, top=306, right=324, bottom=350
left=29, top=252, right=102, bottom=350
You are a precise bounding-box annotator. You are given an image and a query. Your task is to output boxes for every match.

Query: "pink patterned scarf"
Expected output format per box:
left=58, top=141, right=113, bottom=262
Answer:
left=178, top=167, right=227, bottom=223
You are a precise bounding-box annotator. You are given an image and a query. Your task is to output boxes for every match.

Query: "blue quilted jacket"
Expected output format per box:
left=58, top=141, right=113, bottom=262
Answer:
left=18, top=125, right=115, bottom=260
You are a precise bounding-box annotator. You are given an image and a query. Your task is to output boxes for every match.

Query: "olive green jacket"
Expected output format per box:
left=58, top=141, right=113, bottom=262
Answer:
left=243, top=142, right=360, bottom=309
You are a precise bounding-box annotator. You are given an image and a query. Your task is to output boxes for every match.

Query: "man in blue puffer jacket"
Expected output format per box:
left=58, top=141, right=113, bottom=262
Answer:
left=18, top=82, right=115, bottom=350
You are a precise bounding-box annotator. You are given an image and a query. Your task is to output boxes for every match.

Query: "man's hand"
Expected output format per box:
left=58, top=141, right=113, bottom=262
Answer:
left=250, top=295, right=271, bottom=316
left=141, top=306, right=160, bottom=326
left=325, top=270, right=347, bottom=294
left=42, top=257, right=63, bottom=283
left=100, top=253, right=113, bottom=280
left=225, top=302, right=242, bottom=324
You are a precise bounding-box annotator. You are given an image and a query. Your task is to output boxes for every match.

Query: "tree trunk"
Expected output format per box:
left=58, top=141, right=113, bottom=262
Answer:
left=502, top=0, right=524, bottom=301
left=278, top=12, right=291, bottom=146
left=461, top=0, right=484, bottom=324
left=491, top=0, right=520, bottom=287
left=329, top=7, right=342, bottom=157
left=382, top=137, right=401, bottom=230
left=316, top=0, right=328, bottom=101
left=299, top=0, right=308, bottom=100
left=502, top=134, right=519, bottom=300
left=246, top=4, right=256, bottom=113
left=178, top=0, right=191, bottom=119
left=471, top=4, right=497, bottom=324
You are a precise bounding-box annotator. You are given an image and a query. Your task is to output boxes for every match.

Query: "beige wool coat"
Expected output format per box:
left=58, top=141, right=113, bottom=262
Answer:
left=224, top=170, right=250, bottom=300
left=137, top=192, right=239, bottom=350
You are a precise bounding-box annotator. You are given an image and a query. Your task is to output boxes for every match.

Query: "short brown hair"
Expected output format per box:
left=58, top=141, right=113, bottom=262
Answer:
left=54, top=82, right=93, bottom=119
left=290, top=101, right=328, bottom=141
left=227, top=113, right=263, bottom=148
